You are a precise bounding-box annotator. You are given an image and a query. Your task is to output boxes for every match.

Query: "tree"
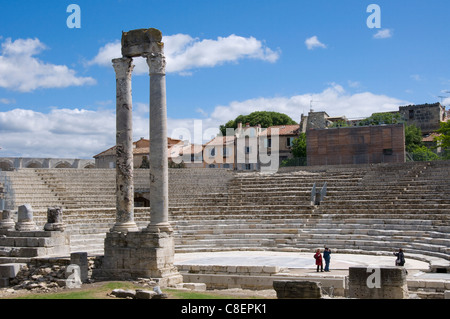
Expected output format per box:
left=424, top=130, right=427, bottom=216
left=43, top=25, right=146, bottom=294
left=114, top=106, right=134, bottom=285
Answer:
left=405, top=124, right=423, bottom=153
left=409, top=146, right=440, bottom=161
left=292, top=133, right=307, bottom=158
left=434, top=120, right=450, bottom=158
left=281, top=133, right=307, bottom=167
left=219, top=111, right=297, bottom=135
left=358, top=112, right=403, bottom=126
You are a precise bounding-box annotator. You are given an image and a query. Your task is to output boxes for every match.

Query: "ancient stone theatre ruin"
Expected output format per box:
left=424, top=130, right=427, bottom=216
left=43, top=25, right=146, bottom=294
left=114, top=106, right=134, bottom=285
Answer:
left=95, top=28, right=182, bottom=286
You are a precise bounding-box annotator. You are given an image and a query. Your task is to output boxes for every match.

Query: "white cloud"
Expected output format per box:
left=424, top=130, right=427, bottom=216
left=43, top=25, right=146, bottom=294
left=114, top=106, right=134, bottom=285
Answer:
left=88, top=33, right=280, bottom=75
left=305, top=36, right=327, bottom=50
left=0, top=84, right=409, bottom=158
left=410, top=74, right=422, bottom=81
left=0, top=38, right=96, bottom=92
left=0, top=98, right=15, bottom=104
left=373, top=29, right=393, bottom=39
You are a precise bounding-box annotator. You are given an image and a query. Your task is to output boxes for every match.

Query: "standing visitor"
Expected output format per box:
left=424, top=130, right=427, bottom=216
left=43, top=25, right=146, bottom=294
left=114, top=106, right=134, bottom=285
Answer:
left=314, top=249, right=323, bottom=272
left=323, top=246, right=331, bottom=272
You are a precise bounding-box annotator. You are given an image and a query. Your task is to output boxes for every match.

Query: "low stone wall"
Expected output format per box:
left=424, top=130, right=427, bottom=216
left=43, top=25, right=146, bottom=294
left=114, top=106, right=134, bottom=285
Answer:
left=273, top=280, right=322, bottom=299
left=348, top=266, right=409, bottom=299
left=178, top=264, right=348, bottom=296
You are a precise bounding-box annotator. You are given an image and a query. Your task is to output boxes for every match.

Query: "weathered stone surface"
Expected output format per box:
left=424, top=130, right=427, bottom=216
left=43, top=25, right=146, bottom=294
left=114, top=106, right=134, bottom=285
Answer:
left=135, top=289, right=157, bottom=299
left=121, top=28, right=163, bottom=58
left=111, top=288, right=136, bottom=299
left=348, top=266, right=409, bottom=299
left=70, top=252, right=88, bottom=283
left=273, top=280, right=322, bottom=299
left=15, top=204, right=37, bottom=231
left=0, top=210, right=15, bottom=230
left=44, top=207, right=65, bottom=231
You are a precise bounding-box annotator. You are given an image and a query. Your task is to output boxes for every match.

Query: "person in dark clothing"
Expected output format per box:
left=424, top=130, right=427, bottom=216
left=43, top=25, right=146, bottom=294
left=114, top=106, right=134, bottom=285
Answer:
left=314, top=249, right=323, bottom=272
left=394, top=248, right=408, bottom=274
left=323, top=246, right=331, bottom=272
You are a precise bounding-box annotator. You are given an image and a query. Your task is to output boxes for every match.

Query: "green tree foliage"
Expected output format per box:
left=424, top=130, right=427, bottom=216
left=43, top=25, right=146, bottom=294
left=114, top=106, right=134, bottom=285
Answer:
left=292, top=133, right=307, bottom=158
left=358, top=112, right=403, bottom=126
left=409, top=146, right=440, bottom=161
left=434, top=120, right=450, bottom=159
left=219, top=111, right=297, bottom=135
left=281, top=133, right=307, bottom=167
left=405, top=124, right=423, bottom=153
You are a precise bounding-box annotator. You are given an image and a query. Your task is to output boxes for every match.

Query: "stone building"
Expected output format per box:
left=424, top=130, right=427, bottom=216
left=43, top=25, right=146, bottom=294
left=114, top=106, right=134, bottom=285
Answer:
left=93, top=137, right=185, bottom=168
left=259, top=124, right=301, bottom=163
left=307, top=124, right=406, bottom=166
left=399, top=102, right=447, bottom=134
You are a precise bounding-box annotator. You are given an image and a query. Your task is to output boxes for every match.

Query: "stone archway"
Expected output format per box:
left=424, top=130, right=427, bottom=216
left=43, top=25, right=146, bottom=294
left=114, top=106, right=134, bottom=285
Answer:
left=54, top=162, right=72, bottom=168
left=0, top=160, right=14, bottom=171
left=26, top=162, right=43, bottom=168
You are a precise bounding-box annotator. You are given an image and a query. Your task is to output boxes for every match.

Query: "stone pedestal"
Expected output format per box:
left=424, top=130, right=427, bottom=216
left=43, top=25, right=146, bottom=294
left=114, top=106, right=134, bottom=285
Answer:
left=97, top=230, right=182, bottom=287
left=348, top=266, right=409, bottom=299
left=71, top=252, right=89, bottom=283
left=44, top=207, right=66, bottom=231
left=0, top=210, right=15, bottom=230
left=15, top=204, right=37, bottom=231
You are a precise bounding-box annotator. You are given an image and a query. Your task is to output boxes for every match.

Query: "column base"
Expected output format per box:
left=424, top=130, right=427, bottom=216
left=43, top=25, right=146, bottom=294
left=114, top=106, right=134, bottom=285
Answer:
left=94, top=230, right=182, bottom=287
left=144, top=222, right=173, bottom=234
left=110, top=222, right=139, bottom=233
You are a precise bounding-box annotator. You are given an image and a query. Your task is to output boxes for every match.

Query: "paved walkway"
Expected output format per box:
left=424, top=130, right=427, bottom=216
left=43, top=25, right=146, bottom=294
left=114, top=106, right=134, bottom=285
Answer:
left=174, top=251, right=449, bottom=280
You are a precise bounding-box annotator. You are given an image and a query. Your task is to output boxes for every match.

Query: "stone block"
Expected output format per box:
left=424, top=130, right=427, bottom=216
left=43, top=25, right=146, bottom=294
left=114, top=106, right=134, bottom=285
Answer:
left=135, top=289, right=157, bottom=299
left=0, top=263, right=26, bottom=278
left=273, top=280, right=322, bottom=299
left=121, top=28, right=163, bottom=58
left=348, top=266, right=409, bottom=299
left=183, top=283, right=207, bottom=291
left=445, top=290, right=450, bottom=299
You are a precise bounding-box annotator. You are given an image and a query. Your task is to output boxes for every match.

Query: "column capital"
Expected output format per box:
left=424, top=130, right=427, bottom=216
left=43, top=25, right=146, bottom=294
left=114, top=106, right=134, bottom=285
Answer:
left=145, top=53, right=166, bottom=75
left=112, top=57, right=134, bottom=79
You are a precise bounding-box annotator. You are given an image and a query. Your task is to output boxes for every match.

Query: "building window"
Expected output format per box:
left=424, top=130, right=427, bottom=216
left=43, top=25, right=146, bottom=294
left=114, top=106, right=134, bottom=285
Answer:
left=245, top=164, right=252, bottom=170
left=245, top=146, right=251, bottom=154
left=287, top=137, right=294, bottom=147
left=210, top=148, right=216, bottom=157
left=264, top=138, right=272, bottom=148
left=209, top=164, right=216, bottom=168
left=409, top=110, right=414, bottom=119
left=383, top=148, right=393, bottom=155
left=223, top=147, right=229, bottom=157
left=223, top=164, right=230, bottom=169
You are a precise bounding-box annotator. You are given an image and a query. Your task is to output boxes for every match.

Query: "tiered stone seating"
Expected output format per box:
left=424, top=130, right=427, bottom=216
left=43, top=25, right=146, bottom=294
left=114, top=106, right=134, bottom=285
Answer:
left=1, top=162, right=449, bottom=269
left=295, top=162, right=450, bottom=265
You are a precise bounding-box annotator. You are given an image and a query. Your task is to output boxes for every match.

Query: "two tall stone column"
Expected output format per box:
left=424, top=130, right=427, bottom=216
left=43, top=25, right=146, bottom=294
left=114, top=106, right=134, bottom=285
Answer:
left=98, top=28, right=181, bottom=286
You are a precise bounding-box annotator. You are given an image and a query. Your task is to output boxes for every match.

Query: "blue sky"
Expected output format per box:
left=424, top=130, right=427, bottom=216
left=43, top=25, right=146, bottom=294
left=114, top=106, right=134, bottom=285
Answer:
left=0, top=0, right=449, bottom=158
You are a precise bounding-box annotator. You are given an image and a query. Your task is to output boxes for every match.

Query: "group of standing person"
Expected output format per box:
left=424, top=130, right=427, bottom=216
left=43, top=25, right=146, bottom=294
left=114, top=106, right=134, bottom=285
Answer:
left=314, top=246, right=331, bottom=272
left=313, top=247, right=407, bottom=273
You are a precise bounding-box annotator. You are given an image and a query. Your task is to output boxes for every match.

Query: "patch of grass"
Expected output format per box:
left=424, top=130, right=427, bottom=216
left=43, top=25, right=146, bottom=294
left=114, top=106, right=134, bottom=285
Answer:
left=165, top=289, right=239, bottom=299
left=11, top=282, right=141, bottom=300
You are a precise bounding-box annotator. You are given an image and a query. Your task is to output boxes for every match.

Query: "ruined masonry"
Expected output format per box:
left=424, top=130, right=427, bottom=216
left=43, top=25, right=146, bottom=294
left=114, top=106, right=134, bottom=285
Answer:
left=94, top=28, right=182, bottom=286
